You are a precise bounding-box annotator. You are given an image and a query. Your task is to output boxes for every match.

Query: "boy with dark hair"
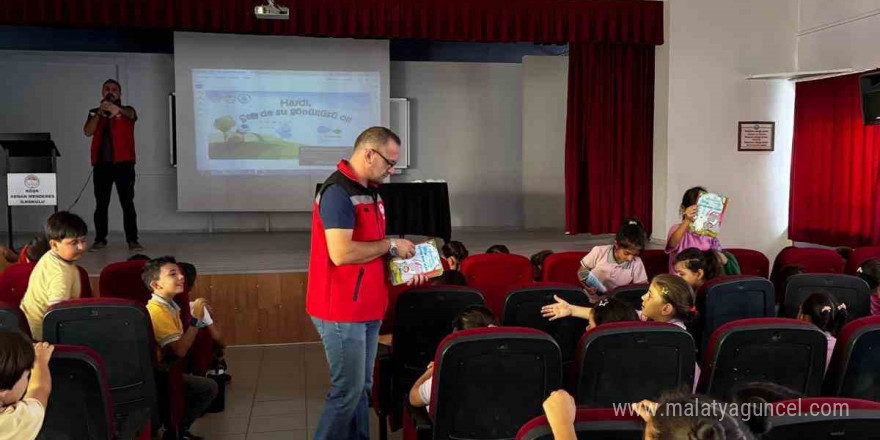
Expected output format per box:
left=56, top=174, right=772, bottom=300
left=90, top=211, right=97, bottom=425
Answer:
left=20, top=211, right=88, bottom=340
left=142, top=257, right=217, bottom=440
left=0, top=330, right=54, bottom=440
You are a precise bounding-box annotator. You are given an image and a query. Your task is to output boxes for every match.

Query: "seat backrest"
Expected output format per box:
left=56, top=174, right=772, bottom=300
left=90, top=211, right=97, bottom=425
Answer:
left=541, top=251, right=589, bottom=286
left=0, top=300, right=32, bottom=339
left=380, top=283, right=412, bottom=335
left=461, top=253, right=533, bottom=317
left=576, top=321, right=695, bottom=406
left=0, top=262, right=36, bottom=305
left=695, top=276, right=775, bottom=349
left=641, top=249, right=668, bottom=279
left=846, top=247, right=880, bottom=275
left=516, top=408, right=643, bottom=440
left=782, top=274, right=871, bottom=319
left=726, top=248, right=770, bottom=278
left=700, top=318, right=827, bottom=398
left=824, top=316, right=880, bottom=400
left=37, top=345, right=116, bottom=440
left=43, top=298, right=157, bottom=439
left=431, top=327, right=562, bottom=440
left=502, top=284, right=592, bottom=365
left=98, top=260, right=150, bottom=303
left=78, top=265, right=93, bottom=298
left=773, top=246, right=845, bottom=276
left=391, top=287, right=485, bottom=414
left=763, top=398, right=880, bottom=439
left=609, top=283, right=649, bottom=310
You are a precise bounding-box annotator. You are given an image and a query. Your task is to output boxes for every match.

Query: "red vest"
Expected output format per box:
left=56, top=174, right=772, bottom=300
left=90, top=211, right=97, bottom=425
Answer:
left=90, top=114, right=136, bottom=165
left=307, top=160, right=389, bottom=322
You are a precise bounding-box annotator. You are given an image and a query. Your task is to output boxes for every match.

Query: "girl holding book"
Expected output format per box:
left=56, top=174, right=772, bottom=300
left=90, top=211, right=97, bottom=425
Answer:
left=578, top=217, right=649, bottom=302
left=666, top=186, right=727, bottom=274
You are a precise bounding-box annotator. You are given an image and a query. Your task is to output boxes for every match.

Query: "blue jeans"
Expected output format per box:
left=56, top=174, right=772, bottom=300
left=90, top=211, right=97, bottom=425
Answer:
left=311, top=317, right=381, bottom=440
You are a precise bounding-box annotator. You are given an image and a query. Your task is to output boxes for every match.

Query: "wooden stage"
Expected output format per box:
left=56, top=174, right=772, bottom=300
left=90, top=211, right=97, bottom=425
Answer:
left=73, top=230, right=616, bottom=345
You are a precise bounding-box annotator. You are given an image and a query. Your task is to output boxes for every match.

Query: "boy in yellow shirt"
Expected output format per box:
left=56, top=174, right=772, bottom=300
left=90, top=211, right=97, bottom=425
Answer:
left=0, top=330, right=54, bottom=440
left=20, top=212, right=88, bottom=340
left=142, top=256, right=218, bottom=440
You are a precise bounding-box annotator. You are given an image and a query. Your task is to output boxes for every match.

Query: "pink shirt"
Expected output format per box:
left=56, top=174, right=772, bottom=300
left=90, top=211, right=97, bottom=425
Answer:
left=665, top=223, right=723, bottom=273
left=825, top=332, right=836, bottom=372
left=580, top=245, right=648, bottom=291
left=872, top=295, right=880, bottom=316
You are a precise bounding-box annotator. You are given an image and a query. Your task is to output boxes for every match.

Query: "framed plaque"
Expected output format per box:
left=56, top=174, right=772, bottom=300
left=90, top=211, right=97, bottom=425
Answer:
left=738, top=121, right=775, bottom=151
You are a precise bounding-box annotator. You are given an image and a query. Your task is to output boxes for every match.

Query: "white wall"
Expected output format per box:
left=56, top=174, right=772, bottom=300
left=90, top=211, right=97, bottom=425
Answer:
left=797, top=0, right=880, bottom=71
left=522, top=56, right=568, bottom=230
left=390, top=61, right=524, bottom=229
left=657, top=0, right=799, bottom=259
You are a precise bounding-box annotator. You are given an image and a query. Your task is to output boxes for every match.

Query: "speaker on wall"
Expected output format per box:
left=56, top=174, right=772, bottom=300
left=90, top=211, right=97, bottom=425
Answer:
left=860, top=71, right=880, bottom=125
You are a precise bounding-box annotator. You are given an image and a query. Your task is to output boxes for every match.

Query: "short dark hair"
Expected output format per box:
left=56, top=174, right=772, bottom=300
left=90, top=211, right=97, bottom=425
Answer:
left=615, top=217, right=647, bottom=252
left=25, top=234, right=50, bottom=262
left=453, top=305, right=496, bottom=331
left=353, top=127, right=400, bottom=153
left=441, top=240, right=469, bottom=262
left=102, top=78, right=121, bottom=91
left=681, top=186, right=707, bottom=209
left=530, top=250, right=554, bottom=280
left=772, top=264, right=806, bottom=295
left=651, top=390, right=755, bottom=440
left=45, top=211, right=88, bottom=241
left=591, top=297, right=639, bottom=327
left=674, top=248, right=721, bottom=281
left=436, top=269, right=467, bottom=286
left=799, top=292, right=848, bottom=336
left=727, top=382, right=804, bottom=435
left=485, top=244, right=510, bottom=254
left=179, top=262, right=198, bottom=290
left=141, top=256, right=178, bottom=291
left=0, top=330, right=34, bottom=390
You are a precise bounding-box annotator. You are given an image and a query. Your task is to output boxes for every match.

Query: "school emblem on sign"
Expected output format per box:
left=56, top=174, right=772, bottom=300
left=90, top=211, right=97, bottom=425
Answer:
left=24, top=175, right=40, bottom=189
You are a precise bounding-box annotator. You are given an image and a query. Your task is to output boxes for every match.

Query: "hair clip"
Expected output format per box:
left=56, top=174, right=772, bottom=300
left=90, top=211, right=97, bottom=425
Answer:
left=857, top=267, right=863, bottom=273
left=628, top=220, right=637, bottom=225
left=837, top=303, right=847, bottom=311
left=597, top=299, right=609, bottom=307
left=689, top=305, right=697, bottom=313
left=659, top=286, right=669, bottom=296
left=821, top=305, right=832, bottom=313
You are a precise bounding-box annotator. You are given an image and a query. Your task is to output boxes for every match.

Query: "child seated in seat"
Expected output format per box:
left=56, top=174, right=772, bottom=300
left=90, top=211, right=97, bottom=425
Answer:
left=578, top=217, right=649, bottom=302
left=640, top=274, right=700, bottom=390
left=485, top=244, right=509, bottom=254
left=673, top=248, right=722, bottom=290
left=20, top=212, right=88, bottom=341
left=142, top=256, right=218, bottom=440
left=409, top=306, right=495, bottom=412
left=666, top=186, right=727, bottom=274
left=530, top=250, right=554, bottom=281
left=797, top=292, right=847, bottom=371
left=540, top=296, right=638, bottom=331
left=0, top=331, right=53, bottom=440
left=856, top=258, right=880, bottom=316
left=441, top=240, right=469, bottom=271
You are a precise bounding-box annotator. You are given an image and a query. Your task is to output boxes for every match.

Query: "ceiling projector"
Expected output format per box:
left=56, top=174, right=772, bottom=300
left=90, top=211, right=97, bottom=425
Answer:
left=255, top=0, right=289, bottom=20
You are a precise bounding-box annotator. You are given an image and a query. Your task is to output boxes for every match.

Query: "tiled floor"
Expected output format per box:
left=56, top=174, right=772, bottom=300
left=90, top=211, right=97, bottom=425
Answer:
left=190, top=344, right=403, bottom=440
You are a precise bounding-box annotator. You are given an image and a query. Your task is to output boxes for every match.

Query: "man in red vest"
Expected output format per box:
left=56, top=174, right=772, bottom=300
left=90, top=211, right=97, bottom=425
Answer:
left=308, top=126, right=427, bottom=440
left=83, top=79, right=143, bottom=251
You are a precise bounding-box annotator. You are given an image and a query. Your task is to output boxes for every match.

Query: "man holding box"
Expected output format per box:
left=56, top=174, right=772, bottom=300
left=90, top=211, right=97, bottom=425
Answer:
left=307, top=126, right=427, bottom=440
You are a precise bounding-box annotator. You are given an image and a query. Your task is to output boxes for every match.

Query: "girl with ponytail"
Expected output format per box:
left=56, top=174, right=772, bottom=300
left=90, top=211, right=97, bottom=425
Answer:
left=797, top=292, right=848, bottom=371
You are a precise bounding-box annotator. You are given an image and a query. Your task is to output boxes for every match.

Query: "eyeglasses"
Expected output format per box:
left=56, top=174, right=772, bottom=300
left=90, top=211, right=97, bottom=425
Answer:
left=370, top=149, right=397, bottom=169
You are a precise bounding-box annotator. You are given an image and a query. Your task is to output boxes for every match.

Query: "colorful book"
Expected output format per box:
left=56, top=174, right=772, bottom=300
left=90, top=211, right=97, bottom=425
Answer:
left=690, top=192, right=728, bottom=237
left=577, top=267, right=607, bottom=294
left=389, top=239, right=444, bottom=286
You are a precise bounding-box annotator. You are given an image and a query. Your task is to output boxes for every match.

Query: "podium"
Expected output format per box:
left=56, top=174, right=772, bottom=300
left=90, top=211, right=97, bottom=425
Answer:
left=0, top=133, right=60, bottom=249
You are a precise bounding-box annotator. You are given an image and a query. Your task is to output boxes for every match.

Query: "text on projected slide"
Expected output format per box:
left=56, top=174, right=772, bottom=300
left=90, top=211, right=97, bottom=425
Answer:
left=193, top=69, right=381, bottom=174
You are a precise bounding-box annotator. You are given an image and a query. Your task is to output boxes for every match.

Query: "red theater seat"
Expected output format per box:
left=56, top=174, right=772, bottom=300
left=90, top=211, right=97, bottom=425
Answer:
left=824, top=315, right=880, bottom=401
left=0, top=262, right=36, bottom=305
left=782, top=274, right=871, bottom=319
left=762, top=397, right=880, bottom=439
left=609, top=283, right=649, bottom=310
left=0, top=300, right=31, bottom=339
left=541, top=251, right=589, bottom=286
left=516, top=408, right=643, bottom=440
left=40, top=345, right=116, bottom=440
left=641, top=249, right=668, bottom=279
left=405, top=327, right=562, bottom=440
left=699, top=318, right=827, bottom=398
left=694, top=276, right=775, bottom=349
left=772, top=246, right=845, bottom=276
left=99, top=260, right=150, bottom=303
left=78, top=265, right=93, bottom=298
left=575, top=321, right=695, bottom=406
left=461, top=253, right=532, bottom=317
left=846, top=246, right=880, bottom=275
left=726, top=248, right=770, bottom=278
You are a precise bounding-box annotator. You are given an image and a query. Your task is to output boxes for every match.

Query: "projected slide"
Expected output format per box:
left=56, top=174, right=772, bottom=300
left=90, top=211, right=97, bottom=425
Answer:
left=192, top=69, right=381, bottom=174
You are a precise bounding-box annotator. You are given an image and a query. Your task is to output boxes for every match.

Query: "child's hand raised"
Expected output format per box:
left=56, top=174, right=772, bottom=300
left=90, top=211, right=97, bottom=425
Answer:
left=192, top=298, right=208, bottom=320
left=541, top=295, right=573, bottom=321
left=684, top=205, right=697, bottom=222
left=33, top=342, right=54, bottom=366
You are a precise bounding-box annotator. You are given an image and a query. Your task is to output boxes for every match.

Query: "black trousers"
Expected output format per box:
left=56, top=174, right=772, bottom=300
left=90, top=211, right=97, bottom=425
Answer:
left=93, top=162, right=139, bottom=243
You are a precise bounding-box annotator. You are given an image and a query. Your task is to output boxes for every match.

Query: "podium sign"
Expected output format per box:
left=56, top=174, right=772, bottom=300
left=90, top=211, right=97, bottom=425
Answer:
left=8, top=173, right=57, bottom=206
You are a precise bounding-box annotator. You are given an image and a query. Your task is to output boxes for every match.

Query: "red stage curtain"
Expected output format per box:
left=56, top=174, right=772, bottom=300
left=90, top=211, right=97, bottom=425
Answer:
left=790, top=73, right=880, bottom=247
left=564, top=42, right=655, bottom=235
left=0, top=0, right=663, bottom=45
